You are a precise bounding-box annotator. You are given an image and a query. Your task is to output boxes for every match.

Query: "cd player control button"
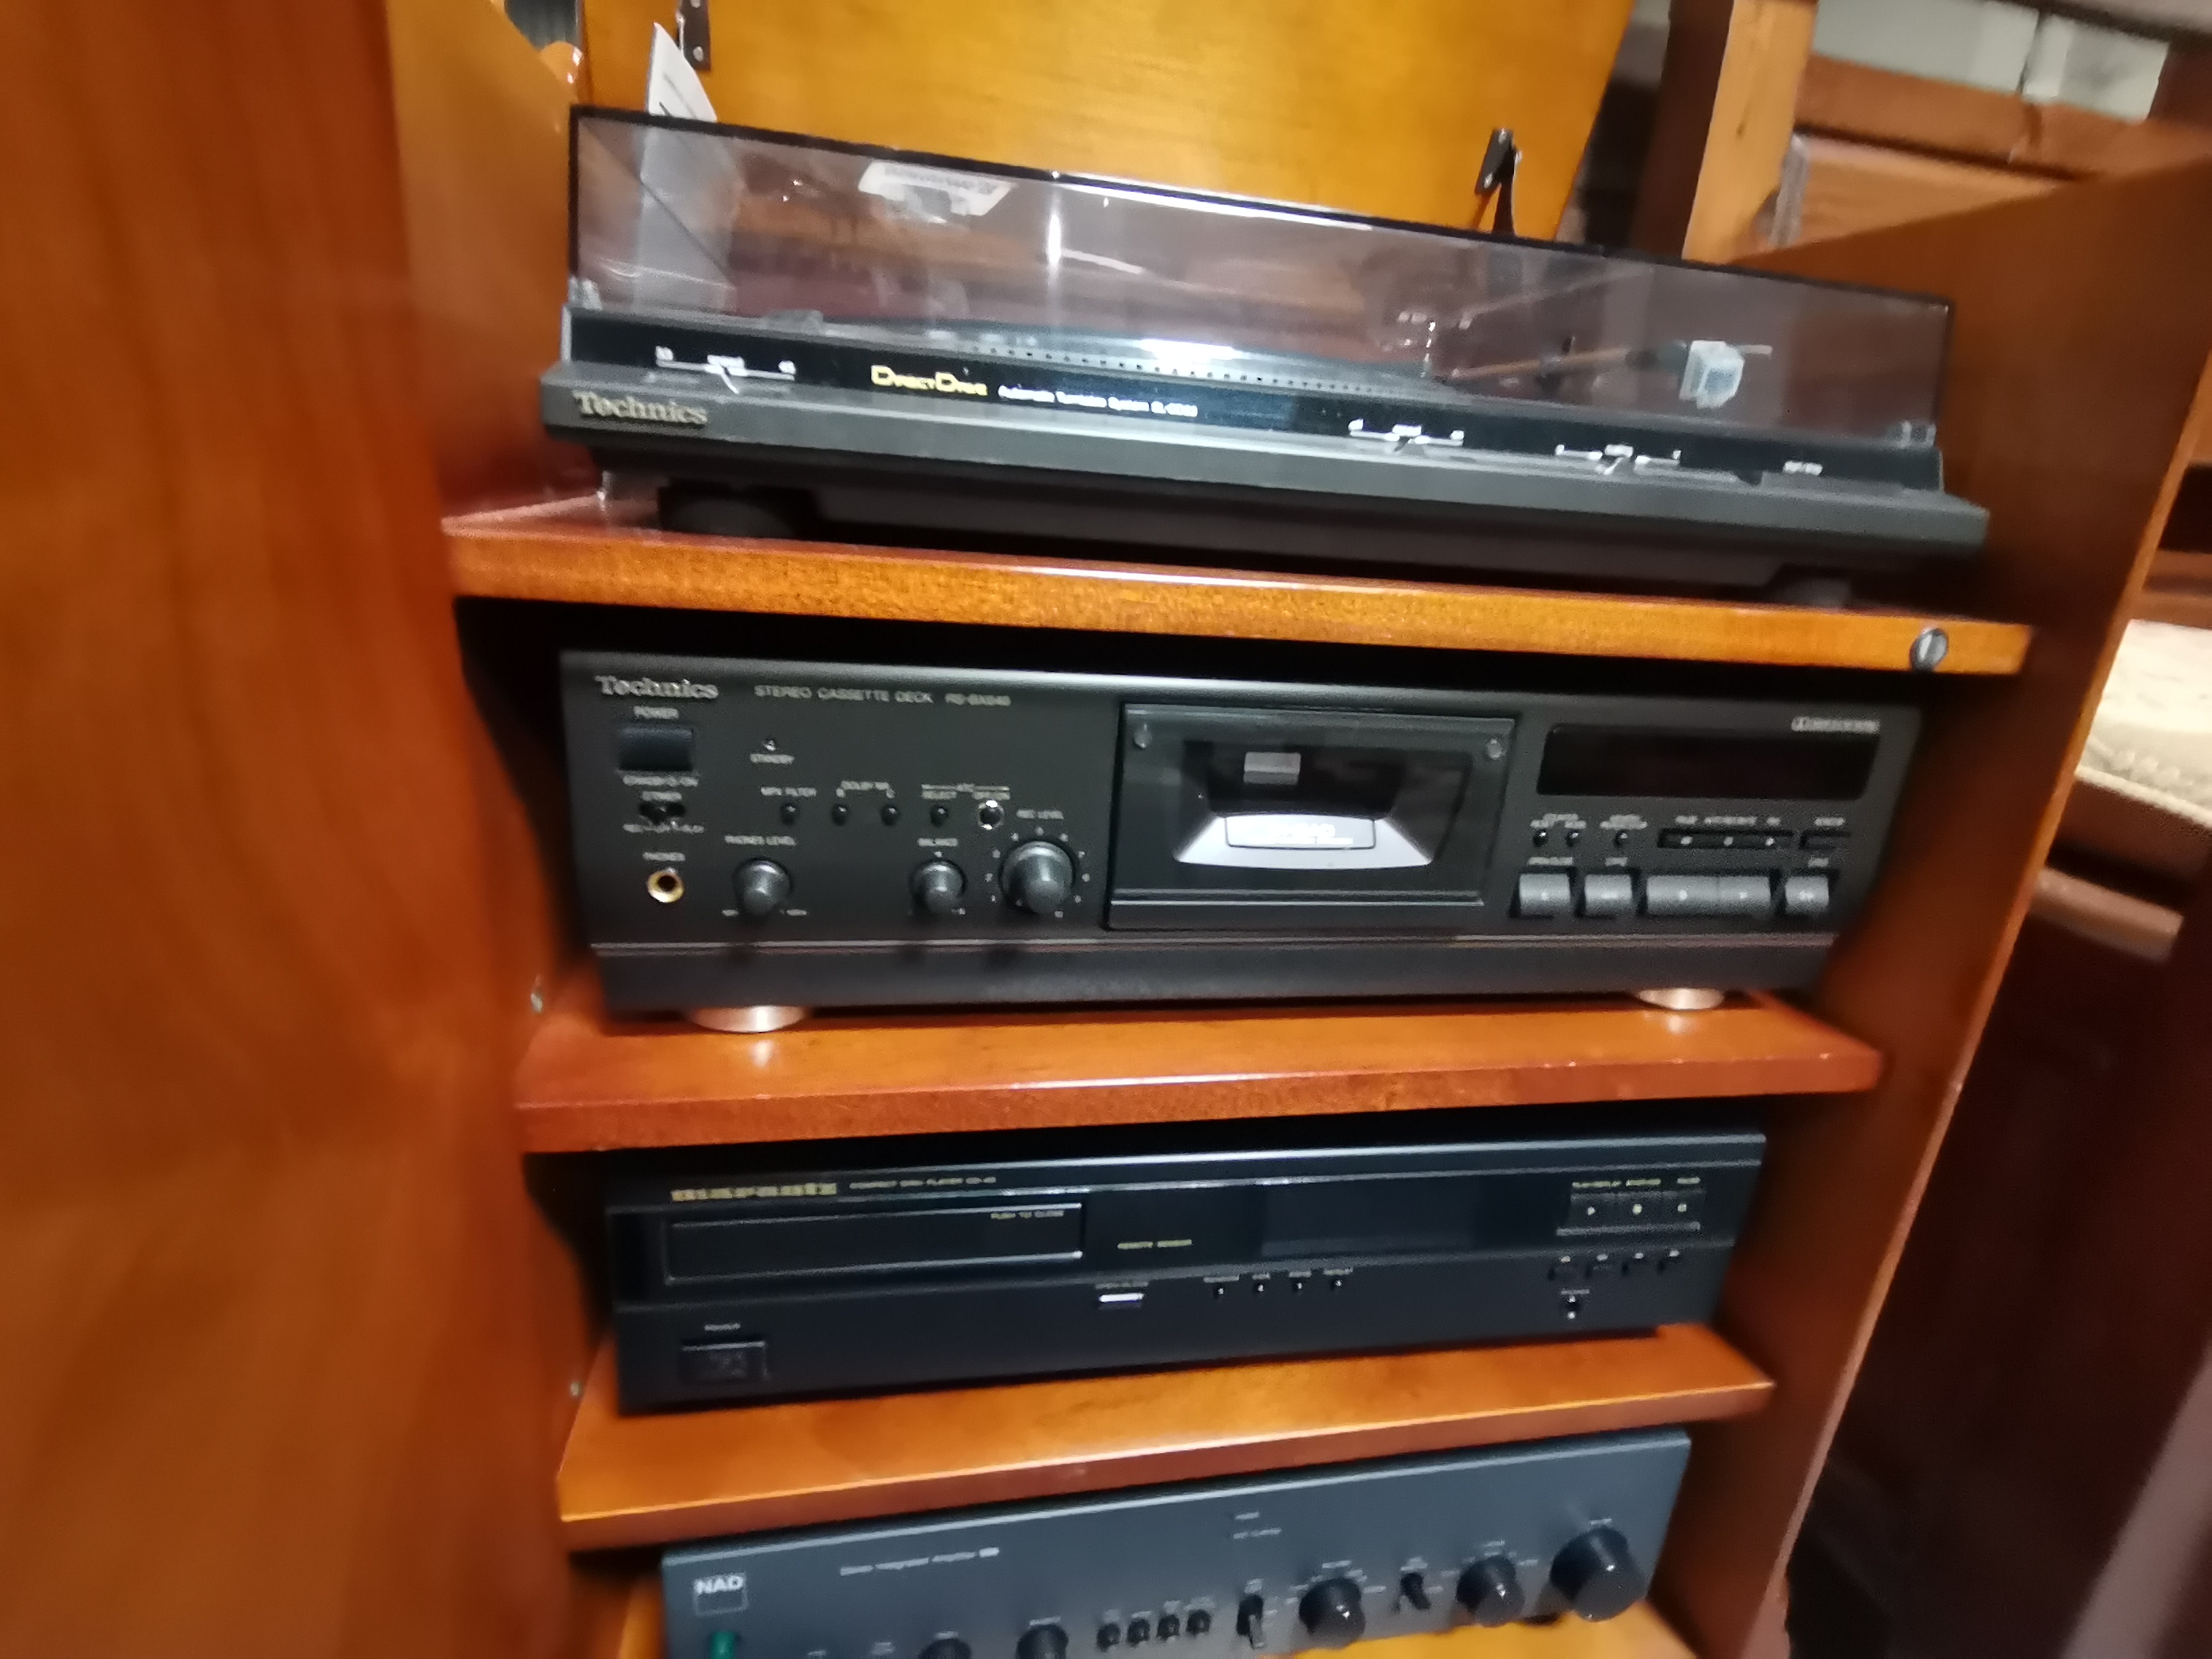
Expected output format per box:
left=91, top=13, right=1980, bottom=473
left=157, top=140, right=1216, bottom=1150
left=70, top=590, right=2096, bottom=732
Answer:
left=779, top=801, right=800, bottom=825
left=1712, top=874, right=1776, bottom=918
left=677, top=1338, right=768, bottom=1387
left=1456, top=1557, right=1525, bottom=1627
left=1003, top=840, right=1076, bottom=914
left=1235, top=1595, right=1266, bottom=1647
left=880, top=802, right=901, bottom=826
left=1297, top=1580, right=1365, bottom=1648
left=1096, top=1626, right=1120, bottom=1651
left=1155, top=1616, right=1179, bottom=1641
left=1551, top=1527, right=1647, bottom=1622
left=1614, top=830, right=1631, bottom=849
left=1783, top=873, right=1832, bottom=918
left=1515, top=872, right=1574, bottom=918
left=929, top=802, right=949, bottom=826
left=919, top=1641, right=972, bottom=1659
left=1183, top=1612, right=1212, bottom=1638
left=911, top=859, right=967, bottom=917
left=1125, top=1619, right=1150, bottom=1645
left=830, top=803, right=850, bottom=825
left=1641, top=874, right=1720, bottom=917
left=733, top=859, right=792, bottom=920
left=1531, top=828, right=1549, bottom=847
left=1580, top=873, right=1636, bottom=918
left=977, top=798, right=1006, bottom=828
left=617, top=724, right=693, bottom=773
left=1018, top=1626, right=1069, bottom=1659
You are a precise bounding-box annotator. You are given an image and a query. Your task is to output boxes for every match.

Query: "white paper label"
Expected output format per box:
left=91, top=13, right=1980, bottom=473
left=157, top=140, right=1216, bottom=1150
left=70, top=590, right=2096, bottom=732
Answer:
left=646, top=22, right=718, bottom=121
left=858, top=159, right=1013, bottom=220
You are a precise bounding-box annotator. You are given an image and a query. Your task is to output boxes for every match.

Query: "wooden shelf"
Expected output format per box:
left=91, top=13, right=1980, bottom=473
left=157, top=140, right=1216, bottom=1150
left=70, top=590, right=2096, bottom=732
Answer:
left=601, top=1572, right=1696, bottom=1659
left=558, top=1326, right=1771, bottom=1552
left=515, top=971, right=1881, bottom=1152
left=447, top=497, right=2030, bottom=676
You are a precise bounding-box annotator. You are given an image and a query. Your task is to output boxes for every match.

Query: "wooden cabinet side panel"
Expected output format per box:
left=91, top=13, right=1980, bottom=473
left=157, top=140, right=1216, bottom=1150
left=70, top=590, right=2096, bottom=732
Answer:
left=0, top=0, right=571, bottom=1653
left=1653, top=165, right=2212, bottom=1659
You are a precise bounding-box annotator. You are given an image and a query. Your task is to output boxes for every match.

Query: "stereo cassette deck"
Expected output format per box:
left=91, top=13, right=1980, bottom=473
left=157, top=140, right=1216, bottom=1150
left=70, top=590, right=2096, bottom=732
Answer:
left=562, top=647, right=1917, bottom=1017
left=606, top=1111, right=1763, bottom=1410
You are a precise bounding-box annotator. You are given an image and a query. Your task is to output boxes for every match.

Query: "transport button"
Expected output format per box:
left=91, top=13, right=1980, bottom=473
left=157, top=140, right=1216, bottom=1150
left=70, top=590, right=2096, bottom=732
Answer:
left=1515, top=871, right=1574, bottom=917
left=1711, top=874, right=1776, bottom=918
left=617, top=724, right=693, bottom=772
left=1641, top=874, right=1720, bottom=916
left=1579, top=872, right=1635, bottom=917
left=1783, top=873, right=1832, bottom=918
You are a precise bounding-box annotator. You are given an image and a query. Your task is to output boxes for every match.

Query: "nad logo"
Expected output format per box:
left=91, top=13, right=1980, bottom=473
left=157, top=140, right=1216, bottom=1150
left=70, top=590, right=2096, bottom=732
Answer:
left=693, top=1571, right=749, bottom=1614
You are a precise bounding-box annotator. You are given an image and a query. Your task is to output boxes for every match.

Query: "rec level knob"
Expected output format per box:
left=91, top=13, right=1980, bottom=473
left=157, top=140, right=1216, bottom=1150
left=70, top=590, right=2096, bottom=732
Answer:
left=1001, top=840, right=1074, bottom=914
left=1297, top=1578, right=1366, bottom=1649
left=733, top=859, right=791, bottom=919
left=1550, top=1527, right=1646, bottom=1622
left=1454, top=1557, right=1524, bottom=1627
left=911, top=859, right=966, bottom=917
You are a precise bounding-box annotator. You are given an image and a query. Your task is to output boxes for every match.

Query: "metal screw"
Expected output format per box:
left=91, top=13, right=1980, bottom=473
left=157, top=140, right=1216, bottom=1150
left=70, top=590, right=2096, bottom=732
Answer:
left=1131, top=724, right=1151, bottom=750
left=1910, top=627, right=1949, bottom=672
left=570, top=1380, right=583, bottom=1399
left=1484, top=738, right=1507, bottom=761
left=691, top=45, right=705, bottom=62
left=529, top=980, right=546, bottom=1015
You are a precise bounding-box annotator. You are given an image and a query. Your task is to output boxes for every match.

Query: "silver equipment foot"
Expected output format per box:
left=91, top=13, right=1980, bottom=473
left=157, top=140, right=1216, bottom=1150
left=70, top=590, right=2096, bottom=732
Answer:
left=1633, top=987, right=1727, bottom=1012
left=687, top=1004, right=810, bottom=1033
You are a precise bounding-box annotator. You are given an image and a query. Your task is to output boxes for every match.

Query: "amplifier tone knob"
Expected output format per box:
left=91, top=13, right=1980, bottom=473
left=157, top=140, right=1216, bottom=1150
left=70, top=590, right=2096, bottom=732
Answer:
left=919, top=1641, right=972, bottom=1659
left=911, top=859, right=966, bottom=917
left=1454, top=1557, right=1524, bottom=1626
left=1549, top=1527, right=1646, bottom=1622
left=1017, top=1625, right=1069, bottom=1659
left=1002, top=840, right=1074, bottom=914
left=733, top=859, right=792, bottom=919
left=1297, top=1578, right=1366, bottom=1648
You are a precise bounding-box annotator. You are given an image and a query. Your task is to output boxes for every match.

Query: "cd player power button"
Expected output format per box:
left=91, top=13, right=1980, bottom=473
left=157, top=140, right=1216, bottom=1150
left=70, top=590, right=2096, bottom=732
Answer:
left=1515, top=872, right=1574, bottom=918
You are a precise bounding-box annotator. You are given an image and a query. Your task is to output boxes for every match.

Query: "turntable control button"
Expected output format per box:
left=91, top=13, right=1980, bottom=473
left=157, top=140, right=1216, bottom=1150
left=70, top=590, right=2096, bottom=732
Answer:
left=1580, top=873, right=1635, bottom=918
left=1783, top=873, right=1832, bottom=918
left=1515, top=872, right=1574, bottom=918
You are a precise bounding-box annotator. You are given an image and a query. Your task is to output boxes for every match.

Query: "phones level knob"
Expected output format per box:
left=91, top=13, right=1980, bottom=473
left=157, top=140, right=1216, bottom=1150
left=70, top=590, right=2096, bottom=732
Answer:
left=733, top=859, right=791, bottom=919
left=912, top=859, right=966, bottom=916
left=1550, top=1527, right=1647, bottom=1622
left=1454, top=1556, right=1524, bottom=1626
left=1296, top=1578, right=1366, bottom=1648
left=1002, top=840, right=1074, bottom=914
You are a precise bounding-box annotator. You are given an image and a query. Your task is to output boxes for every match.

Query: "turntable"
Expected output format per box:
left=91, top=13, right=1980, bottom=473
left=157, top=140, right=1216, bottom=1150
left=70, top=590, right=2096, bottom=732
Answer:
left=544, top=108, right=1986, bottom=591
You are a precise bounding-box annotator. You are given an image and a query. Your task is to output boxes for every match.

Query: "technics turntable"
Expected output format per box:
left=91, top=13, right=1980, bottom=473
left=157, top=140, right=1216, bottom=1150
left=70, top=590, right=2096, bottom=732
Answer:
left=544, top=109, right=1986, bottom=590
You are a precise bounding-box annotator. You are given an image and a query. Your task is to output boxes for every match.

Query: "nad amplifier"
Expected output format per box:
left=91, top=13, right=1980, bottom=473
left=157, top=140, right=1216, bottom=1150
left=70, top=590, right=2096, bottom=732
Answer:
left=663, top=1429, right=1693, bottom=1659
left=562, top=649, right=1917, bottom=1017
left=607, top=1112, right=1762, bottom=1410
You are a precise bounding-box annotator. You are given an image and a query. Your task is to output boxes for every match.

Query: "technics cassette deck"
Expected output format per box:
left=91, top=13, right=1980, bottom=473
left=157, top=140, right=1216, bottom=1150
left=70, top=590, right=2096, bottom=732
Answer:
left=562, top=647, right=1917, bottom=1016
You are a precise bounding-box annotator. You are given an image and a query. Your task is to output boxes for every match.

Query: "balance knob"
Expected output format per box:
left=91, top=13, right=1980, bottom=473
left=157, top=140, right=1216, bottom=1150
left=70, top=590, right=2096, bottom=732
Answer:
left=912, top=859, right=966, bottom=917
left=733, top=859, right=792, bottom=920
left=1550, top=1528, right=1646, bottom=1622
left=919, top=1641, right=971, bottom=1659
left=1002, top=840, right=1074, bottom=914
left=1017, top=1626, right=1068, bottom=1659
left=1454, top=1557, right=1524, bottom=1627
left=1296, top=1578, right=1366, bottom=1649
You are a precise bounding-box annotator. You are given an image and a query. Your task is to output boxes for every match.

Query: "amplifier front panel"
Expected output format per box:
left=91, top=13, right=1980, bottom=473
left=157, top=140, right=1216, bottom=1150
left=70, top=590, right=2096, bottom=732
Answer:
left=662, top=1432, right=1693, bottom=1659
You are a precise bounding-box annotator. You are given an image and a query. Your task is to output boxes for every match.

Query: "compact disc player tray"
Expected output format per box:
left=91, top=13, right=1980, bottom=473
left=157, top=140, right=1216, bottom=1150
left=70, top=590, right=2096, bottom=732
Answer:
left=605, top=1113, right=1763, bottom=1410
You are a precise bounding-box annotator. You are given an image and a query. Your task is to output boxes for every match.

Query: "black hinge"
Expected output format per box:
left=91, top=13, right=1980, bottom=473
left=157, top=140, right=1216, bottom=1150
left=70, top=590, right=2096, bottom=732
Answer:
left=676, top=0, right=711, bottom=70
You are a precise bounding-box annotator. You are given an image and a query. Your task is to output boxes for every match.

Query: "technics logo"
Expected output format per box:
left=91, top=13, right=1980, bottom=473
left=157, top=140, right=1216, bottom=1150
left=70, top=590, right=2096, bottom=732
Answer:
left=569, top=389, right=710, bottom=426
left=596, top=675, right=720, bottom=700
left=1790, top=716, right=1881, bottom=734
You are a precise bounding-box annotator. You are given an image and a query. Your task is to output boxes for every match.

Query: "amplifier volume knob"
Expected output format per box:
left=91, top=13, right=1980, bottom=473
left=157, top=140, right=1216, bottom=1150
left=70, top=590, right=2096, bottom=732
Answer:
left=733, top=859, right=792, bottom=920
left=1454, top=1557, right=1524, bottom=1627
left=1297, top=1578, right=1366, bottom=1648
left=912, top=859, right=966, bottom=917
left=1549, top=1527, right=1646, bottom=1622
left=1016, top=1625, right=1069, bottom=1659
left=1002, top=840, right=1075, bottom=914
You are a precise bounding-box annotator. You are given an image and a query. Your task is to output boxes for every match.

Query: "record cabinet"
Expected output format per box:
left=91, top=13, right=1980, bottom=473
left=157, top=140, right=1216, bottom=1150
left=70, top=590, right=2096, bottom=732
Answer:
left=3, top=4, right=2207, bottom=1659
